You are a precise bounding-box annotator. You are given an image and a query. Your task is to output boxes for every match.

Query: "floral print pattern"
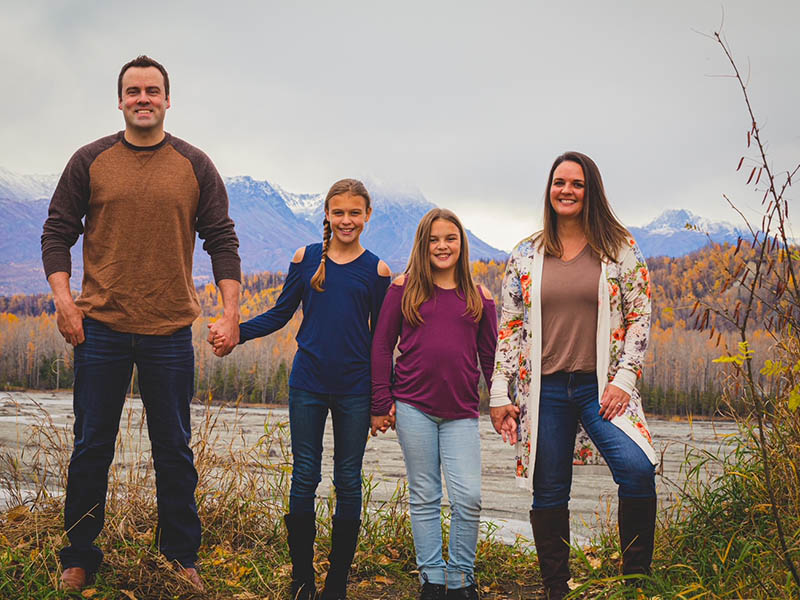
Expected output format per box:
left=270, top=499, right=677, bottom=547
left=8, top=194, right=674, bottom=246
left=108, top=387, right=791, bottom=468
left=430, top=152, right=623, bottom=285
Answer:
left=493, top=235, right=655, bottom=487
left=606, top=241, right=651, bottom=390
left=573, top=432, right=600, bottom=465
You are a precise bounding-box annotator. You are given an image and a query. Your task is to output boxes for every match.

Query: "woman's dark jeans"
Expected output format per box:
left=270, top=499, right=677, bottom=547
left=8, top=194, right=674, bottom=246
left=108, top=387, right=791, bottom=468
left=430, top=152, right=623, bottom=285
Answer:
left=59, top=318, right=200, bottom=573
left=532, top=372, right=656, bottom=509
left=287, top=387, right=370, bottom=519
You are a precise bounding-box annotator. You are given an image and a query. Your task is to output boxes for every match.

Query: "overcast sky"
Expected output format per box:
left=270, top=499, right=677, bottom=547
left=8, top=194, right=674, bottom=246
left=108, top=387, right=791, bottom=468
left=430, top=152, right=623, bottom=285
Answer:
left=1, top=0, right=798, bottom=250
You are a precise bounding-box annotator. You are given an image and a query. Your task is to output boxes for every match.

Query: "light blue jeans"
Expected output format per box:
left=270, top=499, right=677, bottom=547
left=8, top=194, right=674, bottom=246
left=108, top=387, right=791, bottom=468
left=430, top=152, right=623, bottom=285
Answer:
left=395, top=401, right=481, bottom=589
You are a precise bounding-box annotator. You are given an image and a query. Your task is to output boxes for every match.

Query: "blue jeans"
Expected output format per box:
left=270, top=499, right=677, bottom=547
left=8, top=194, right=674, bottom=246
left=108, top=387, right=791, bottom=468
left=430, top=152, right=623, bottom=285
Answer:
left=395, top=401, right=481, bottom=589
left=287, top=387, right=370, bottom=520
left=60, top=318, right=200, bottom=573
left=532, top=372, right=656, bottom=509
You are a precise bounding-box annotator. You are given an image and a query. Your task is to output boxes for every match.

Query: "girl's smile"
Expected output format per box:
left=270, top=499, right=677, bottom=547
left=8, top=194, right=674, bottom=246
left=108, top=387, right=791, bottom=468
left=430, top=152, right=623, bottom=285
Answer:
left=429, top=218, right=461, bottom=275
left=326, top=192, right=371, bottom=247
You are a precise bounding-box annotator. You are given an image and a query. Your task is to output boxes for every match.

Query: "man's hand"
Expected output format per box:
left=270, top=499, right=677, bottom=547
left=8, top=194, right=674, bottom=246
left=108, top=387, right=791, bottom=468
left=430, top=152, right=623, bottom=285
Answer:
left=208, top=316, right=239, bottom=357
left=490, top=403, right=520, bottom=445
left=56, top=297, right=85, bottom=346
left=599, top=383, right=630, bottom=420
left=48, top=272, right=84, bottom=346
left=208, top=278, right=241, bottom=357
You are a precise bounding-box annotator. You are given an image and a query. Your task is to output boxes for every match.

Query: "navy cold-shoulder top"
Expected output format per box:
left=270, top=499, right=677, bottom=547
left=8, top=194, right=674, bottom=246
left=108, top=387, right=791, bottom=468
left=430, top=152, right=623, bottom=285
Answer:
left=239, top=243, right=390, bottom=395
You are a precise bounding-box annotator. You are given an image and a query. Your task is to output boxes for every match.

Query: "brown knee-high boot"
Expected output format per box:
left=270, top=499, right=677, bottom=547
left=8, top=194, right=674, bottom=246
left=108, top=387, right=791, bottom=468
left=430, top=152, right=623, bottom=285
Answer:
left=618, top=497, right=656, bottom=578
left=530, top=507, right=571, bottom=600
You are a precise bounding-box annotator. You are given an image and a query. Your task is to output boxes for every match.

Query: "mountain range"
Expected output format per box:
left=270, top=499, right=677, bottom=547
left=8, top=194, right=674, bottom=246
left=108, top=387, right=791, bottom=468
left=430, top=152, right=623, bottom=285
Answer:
left=627, top=209, right=747, bottom=258
left=0, top=166, right=746, bottom=295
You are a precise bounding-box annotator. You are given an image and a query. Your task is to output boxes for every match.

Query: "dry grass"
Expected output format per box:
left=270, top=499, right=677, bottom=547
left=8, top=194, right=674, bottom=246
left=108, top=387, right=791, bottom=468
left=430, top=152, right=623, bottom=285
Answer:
left=0, top=396, right=548, bottom=599
left=9, top=389, right=794, bottom=599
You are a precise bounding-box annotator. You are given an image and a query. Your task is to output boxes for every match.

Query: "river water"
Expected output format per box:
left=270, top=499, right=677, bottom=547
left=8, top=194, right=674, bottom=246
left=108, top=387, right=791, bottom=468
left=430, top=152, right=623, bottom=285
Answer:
left=0, top=390, right=738, bottom=545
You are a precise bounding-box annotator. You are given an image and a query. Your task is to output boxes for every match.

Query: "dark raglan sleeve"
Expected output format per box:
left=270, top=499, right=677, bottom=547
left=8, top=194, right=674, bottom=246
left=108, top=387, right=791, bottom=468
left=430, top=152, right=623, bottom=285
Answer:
left=238, top=260, right=304, bottom=343
left=477, top=294, right=499, bottom=393
left=179, top=141, right=241, bottom=283
left=41, top=148, right=93, bottom=278
left=370, top=283, right=402, bottom=416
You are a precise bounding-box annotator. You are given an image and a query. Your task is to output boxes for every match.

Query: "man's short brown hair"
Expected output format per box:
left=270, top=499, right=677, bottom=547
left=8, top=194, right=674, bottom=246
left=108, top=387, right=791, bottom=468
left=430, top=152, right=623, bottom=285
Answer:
left=118, top=55, right=170, bottom=100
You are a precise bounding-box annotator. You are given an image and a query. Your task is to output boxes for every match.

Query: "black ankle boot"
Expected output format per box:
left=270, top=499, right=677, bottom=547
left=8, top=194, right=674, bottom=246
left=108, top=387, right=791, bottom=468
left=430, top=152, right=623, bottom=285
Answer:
left=320, top=517, right=360, bottom=599
left=619, top=496, right=656, bottom=579
left=420, top=574, right=446, bottom=600
left=284, top=513, right=317, bottom=600
left=530, top=507, right=571, bottom=600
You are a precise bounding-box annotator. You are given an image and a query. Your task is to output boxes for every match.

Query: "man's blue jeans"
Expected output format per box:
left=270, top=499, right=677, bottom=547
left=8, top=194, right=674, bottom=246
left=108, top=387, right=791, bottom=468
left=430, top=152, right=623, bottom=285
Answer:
left=287, top=387, right=370, bottom=520
left=60, top=318, right=200, bottom=573
left=533, top=372, right=656, bottom=509
left=395, top=401, right=481, bottom=589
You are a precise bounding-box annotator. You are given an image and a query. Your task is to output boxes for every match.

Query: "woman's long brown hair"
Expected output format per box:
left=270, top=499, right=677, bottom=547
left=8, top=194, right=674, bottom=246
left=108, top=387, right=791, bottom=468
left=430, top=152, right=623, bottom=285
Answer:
left=310, top=178, right=371, bottom=292
left=401, top=208, right=483, bottom=326
left=536, top=151, right=629, bottom=261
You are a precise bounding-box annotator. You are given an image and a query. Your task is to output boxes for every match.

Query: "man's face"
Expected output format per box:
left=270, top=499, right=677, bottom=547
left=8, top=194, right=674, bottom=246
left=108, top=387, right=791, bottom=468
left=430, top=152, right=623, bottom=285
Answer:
left=118, top=66, right=170, bottom=134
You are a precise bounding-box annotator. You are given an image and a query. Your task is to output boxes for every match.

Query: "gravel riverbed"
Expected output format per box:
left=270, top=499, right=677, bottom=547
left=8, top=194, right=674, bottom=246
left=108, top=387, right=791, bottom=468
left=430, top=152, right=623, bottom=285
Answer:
left=0, top=390, right=737, bottom=545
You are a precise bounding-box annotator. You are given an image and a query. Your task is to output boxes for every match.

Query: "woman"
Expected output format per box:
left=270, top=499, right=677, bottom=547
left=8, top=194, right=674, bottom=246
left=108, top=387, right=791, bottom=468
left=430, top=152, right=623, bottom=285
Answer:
left=489, top=152, right=657, bottom=599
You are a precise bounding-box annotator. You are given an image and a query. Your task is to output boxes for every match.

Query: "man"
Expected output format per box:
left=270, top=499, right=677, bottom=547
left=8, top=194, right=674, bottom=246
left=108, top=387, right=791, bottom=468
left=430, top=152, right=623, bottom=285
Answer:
left=41, top=55, right=241, bottom=592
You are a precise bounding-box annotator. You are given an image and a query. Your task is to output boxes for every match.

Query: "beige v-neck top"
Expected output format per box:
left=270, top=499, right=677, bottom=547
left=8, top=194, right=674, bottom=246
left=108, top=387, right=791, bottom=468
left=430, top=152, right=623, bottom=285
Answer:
left=540, top=244, right=601, bottom=375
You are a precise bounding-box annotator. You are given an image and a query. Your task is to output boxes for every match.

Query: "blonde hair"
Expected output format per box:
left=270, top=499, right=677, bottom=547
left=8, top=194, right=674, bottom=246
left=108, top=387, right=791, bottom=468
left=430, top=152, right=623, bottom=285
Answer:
left=536, top=151, right=629, bottom=261
left=310, top=179, right=371, bottom=292
left=401, top=208, right=483, bottom=327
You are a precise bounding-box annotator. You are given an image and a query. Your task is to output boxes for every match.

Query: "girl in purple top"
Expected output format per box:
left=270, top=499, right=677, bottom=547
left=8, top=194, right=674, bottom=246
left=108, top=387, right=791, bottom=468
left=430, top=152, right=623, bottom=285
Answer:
left=371, top=208, right=497, bottom=600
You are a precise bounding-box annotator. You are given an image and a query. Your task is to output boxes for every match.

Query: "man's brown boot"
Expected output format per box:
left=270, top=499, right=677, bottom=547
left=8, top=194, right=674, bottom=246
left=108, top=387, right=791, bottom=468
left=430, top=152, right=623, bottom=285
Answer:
left=60, top=567, right=87, bottom=591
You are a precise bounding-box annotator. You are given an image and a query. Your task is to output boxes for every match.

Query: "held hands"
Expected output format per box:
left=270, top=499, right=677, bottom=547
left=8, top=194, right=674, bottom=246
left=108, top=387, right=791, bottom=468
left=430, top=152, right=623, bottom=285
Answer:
left=599, top=383, right=631, bottom=420
left=55, top=297, right=85, bottom=346
left=490, top=402, right=520, bottom=446
left=207, top=315, right=240, bottom=357
left=370, top=403, right=396, bottom=436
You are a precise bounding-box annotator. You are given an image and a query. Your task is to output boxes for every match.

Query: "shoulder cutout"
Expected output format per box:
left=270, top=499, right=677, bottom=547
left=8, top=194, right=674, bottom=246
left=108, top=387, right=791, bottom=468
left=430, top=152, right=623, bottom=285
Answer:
left=478, top=284, right=493, bottom=300
left=377, top=260, right=392, bottom=277
left=291, top=247, right=306, bottom=263
left=391, top=274, right=406, bottom=286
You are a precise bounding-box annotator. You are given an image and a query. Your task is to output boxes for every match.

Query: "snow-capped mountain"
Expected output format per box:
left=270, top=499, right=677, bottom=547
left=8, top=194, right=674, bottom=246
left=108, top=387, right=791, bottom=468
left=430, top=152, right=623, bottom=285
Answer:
left=1, top=165, right=761, bottom=295
left=281, top=176, right=434, bottom=225
left=629, top=209, right=746, bottom=258
left=277, top=176, right=506, bottom=269
left=278, top=185, right=323, bottom=222
left=0, top=166, right=58, bottom=202
left=0, top=168, right=507, bottom=294
left=194, top=176, right=322, bottom=282
left=642, top=209, right=740, bottom=237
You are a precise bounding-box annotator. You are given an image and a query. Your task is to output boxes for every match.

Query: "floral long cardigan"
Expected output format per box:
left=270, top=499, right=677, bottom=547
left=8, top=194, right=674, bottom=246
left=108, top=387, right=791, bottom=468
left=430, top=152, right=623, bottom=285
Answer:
left=491, top=234, right=657, bottom=490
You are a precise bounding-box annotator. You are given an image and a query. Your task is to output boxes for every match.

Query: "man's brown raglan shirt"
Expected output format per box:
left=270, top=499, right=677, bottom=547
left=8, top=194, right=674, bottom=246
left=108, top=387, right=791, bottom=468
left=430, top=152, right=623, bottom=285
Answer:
left=41, top=131, right=241, bottom=335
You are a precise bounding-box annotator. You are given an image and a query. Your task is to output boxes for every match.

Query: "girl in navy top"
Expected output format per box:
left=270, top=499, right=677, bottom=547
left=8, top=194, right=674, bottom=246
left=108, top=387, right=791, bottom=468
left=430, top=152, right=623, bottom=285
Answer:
left=212, top=179, right=390, bottom=600
left=371, top=208, right=497, bottom=600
